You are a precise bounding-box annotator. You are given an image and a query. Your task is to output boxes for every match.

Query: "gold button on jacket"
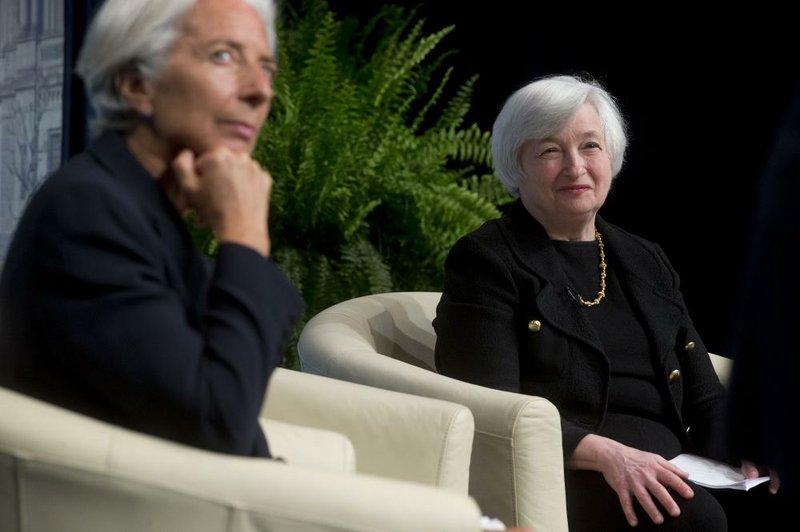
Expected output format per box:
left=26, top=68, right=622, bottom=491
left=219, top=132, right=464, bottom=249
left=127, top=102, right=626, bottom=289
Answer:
left=527, top=320, right=542, bottom=332
left=669, top=369, right=682, bottom=382
left=684, top=341, right=696, bottom=351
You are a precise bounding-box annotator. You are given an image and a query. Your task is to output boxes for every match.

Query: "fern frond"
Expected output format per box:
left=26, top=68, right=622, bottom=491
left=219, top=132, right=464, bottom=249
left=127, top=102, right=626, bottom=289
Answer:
left=463, top=173, right=514, bottom=206
left=247, top=0, right=510, bottom=369
left=436, top=74, right=478, bottom=131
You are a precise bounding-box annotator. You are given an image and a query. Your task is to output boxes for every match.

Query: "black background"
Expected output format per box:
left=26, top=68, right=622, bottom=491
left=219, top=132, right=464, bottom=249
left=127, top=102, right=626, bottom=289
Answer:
left=322, top=1, right=799, bottom=355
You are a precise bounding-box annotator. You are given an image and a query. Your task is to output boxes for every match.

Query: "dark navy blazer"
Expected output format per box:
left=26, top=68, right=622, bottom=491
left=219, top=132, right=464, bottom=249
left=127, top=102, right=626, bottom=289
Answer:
left=434, top=200, right=726, bottom=461
left=0, top=132, right=303, bottom=457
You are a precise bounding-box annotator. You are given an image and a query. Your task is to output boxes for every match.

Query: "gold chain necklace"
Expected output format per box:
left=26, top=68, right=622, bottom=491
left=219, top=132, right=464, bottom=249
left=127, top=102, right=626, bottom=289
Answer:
left=578, top=230, right=607, bottom=307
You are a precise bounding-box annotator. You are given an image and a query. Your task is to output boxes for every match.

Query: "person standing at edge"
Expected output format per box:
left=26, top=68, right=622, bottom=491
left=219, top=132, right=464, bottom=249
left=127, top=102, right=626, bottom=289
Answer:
left=434, top=74, right=782, bottom=530
left=723, top=83, right=800, bottom=515
left=0, top=0, right=302, bottom=458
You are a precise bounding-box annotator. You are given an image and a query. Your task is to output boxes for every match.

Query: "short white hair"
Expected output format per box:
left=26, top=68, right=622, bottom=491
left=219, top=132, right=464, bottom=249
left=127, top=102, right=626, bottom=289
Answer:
left=76, top=0, right=277, bottom=136
left=491, top=74, right=628, bottom=197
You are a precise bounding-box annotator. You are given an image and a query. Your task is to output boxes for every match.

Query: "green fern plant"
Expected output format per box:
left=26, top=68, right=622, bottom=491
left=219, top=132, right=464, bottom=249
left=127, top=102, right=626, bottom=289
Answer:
left=245, top=0, right=509, bottom=368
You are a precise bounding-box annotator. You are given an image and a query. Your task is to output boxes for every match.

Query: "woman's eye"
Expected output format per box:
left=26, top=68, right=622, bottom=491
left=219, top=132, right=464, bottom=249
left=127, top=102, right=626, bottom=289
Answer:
left=584, top=141, right=602, bottom=150
left=540, top=147, right=559, bottom=156
left=212, top=49, right=233, bottom=62
left=261, top=61, right=276, bottom=79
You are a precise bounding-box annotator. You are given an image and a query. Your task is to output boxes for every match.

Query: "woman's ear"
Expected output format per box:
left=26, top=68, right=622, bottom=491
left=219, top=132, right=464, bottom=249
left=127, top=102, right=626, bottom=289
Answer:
left=115, top=67, right=154, bottom=118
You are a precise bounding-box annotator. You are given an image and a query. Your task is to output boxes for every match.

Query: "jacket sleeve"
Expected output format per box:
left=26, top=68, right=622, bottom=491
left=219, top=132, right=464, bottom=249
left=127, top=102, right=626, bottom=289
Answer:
left=652, top=244, right=727, bottom=461
left=434, top=232, right=522, bottom=392
left=31, top=178, right=303, bottom=456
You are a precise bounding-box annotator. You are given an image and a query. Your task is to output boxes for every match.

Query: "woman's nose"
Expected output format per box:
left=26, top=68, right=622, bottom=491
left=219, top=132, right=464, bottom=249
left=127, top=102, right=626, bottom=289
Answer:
left=239, top=64, right=272, bottom=108
left=562, top=151, right=586, bottom=177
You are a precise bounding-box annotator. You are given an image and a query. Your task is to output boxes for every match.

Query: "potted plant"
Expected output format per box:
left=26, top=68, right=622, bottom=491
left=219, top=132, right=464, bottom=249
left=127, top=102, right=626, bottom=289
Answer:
left=191, top=0, right=507, bottom=368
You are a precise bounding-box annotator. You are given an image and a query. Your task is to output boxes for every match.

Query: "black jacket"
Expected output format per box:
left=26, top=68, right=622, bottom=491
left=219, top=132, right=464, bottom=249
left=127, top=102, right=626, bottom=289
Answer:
left=434, top=200, right=726, bottom=461
left=0, top=132, right=303, bottom=457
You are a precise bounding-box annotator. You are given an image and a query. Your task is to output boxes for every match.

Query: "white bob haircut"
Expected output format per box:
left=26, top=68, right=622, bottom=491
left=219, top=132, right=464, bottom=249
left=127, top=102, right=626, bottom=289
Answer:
left=76, top=0, right=277, bottom=136
left=491, top=74, right=628, bottom=197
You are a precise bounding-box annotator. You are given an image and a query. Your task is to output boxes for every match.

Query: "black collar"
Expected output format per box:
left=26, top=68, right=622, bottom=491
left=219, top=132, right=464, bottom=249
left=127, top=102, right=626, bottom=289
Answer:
left=86, top=132, right=182, bottom=228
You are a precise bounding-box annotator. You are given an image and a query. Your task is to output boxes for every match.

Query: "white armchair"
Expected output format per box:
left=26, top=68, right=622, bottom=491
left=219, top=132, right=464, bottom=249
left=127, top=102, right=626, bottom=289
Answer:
left=262, top=368, right=474, bottom=491
left=709, top=352, right=733, bottom=387
left=0, top=368, right=483, bottom=532
left=297, top=291, right=568, bottom=531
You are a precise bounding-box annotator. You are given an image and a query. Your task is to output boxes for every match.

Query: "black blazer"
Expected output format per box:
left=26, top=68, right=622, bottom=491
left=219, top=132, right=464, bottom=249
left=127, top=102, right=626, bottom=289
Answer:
left=434, top=200, right=726, bottom=461
left=0, top=132, right=303, bottom=457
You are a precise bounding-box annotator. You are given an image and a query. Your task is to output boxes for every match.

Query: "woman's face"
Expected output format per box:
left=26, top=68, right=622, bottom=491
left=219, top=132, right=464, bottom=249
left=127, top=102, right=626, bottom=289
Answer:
left=137, top=0, right=275, bottom=158
left=518, top=103, right=613, bottom=235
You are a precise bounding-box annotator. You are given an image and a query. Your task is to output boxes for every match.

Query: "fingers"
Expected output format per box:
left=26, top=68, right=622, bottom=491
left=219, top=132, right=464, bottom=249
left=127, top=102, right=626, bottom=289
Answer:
left=660, top=464, right=694, bottom=500
left=620, top=479, right=689, bottom=527
left=183, top=146, right=271, bottom=256
left=632, top=478, right=679, bottom=525
left=609, top=453, right=694, bottom=527
left=645, top=480, right=680, bottom=520
left=769, top=467, right=781, bottom=494
left=166, top=150, right=198, bottom=214
left=616, top=478, right=670, bottom=527
left=740, top=459, right=761, bottom=479
left=663, top=460, right=690, bottom=480
left=617, top=491, right=640, bottom=527
left=741, top=460, right=781, bottom=494
left=171, top=149, right=199, bottom=192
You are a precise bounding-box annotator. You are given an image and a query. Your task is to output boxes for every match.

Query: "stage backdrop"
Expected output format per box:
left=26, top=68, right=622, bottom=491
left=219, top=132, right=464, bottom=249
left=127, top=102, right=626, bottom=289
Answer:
left=1, top=0, right=797, bottom=357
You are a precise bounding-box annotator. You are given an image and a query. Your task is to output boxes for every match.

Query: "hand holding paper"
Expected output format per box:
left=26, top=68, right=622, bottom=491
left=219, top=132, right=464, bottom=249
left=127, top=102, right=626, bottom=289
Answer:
left=669, top=454, right=770, bottom=491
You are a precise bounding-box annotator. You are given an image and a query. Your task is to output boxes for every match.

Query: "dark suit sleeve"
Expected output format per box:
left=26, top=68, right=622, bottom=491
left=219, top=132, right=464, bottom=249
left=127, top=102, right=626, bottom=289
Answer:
left=434, top=232, right=522, bottom=392
left=31, top=178, right=302, bottom=456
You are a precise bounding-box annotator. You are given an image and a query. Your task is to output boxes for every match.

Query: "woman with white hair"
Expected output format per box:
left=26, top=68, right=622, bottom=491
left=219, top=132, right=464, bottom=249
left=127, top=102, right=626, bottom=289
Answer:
left=0, top=0, right=302, bottom=458
left=434, top=75, right=780, bottom=530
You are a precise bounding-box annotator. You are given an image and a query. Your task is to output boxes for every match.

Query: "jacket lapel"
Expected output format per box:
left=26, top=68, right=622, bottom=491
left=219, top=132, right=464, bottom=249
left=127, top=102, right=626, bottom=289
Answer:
left=598, top=219, right=685, bottom=363
left=86, top=133, right=209, bottom=320
left=499, top=201, right=605, bottom=354
left=87, top=133, right=182, bottom=229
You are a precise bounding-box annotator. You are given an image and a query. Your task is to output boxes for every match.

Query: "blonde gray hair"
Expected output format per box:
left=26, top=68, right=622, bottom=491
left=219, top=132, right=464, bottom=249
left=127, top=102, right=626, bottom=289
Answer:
left=76, top=0, right=277, bottom=135
left=491, top=74, right=628, bottom=197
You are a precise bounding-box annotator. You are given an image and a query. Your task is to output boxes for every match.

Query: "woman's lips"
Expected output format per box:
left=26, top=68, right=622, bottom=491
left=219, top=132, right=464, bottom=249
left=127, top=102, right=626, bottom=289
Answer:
left=559, top=185, right=591, bottom=194
left=223, top=121, right=257, bottom=140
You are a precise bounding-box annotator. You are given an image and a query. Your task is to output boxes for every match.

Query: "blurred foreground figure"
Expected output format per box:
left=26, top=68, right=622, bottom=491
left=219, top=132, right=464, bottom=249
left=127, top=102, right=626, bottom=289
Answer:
left=0, top=0, right=302, bottom=458
left=726, top=84, right=800, bottom=497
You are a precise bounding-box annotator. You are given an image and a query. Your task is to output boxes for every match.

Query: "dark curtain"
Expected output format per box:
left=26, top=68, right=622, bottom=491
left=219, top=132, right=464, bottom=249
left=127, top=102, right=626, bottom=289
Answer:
left=61, top=0, right=105, bottom=161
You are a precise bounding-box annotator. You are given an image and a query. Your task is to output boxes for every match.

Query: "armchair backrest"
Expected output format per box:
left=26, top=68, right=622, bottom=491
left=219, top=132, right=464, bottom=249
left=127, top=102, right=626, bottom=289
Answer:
left=298, top=291, right=569, bottom=531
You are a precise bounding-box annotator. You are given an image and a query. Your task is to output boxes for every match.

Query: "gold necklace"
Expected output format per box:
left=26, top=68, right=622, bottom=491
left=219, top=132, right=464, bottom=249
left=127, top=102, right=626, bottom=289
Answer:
left=578, top=230, right=606, bottom=307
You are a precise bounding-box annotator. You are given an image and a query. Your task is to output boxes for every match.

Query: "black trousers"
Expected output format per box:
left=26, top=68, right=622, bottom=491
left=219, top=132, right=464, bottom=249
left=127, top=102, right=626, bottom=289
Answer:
left=565, top=470, right=791, bottom=532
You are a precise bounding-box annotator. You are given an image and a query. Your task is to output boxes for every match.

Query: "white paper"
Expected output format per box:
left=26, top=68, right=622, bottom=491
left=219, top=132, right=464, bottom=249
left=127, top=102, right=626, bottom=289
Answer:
left=669, top=453, right=769, bottom=491
left=479, top=515, right=507, bottom=531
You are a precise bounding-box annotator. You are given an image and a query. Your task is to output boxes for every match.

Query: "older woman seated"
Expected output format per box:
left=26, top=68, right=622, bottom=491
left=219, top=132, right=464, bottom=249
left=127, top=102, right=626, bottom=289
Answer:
left=0, top=0, right=302, bottom=458
left=434, top=74, right=782, bottom=531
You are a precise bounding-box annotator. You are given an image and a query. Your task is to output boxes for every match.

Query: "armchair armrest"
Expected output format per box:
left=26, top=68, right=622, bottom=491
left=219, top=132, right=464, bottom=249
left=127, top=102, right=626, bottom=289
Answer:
left=261, top=368, right=474, bottom=493
left=301, top=341, right=568, bottom=531
left=709, top=352, right=733, bottom=388
left=0, top=386, right=483, bottom=532
left=260, top=418, right=356, bottom=474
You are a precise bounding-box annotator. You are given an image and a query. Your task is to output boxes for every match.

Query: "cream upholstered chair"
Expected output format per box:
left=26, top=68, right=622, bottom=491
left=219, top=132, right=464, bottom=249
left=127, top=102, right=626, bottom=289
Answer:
left=298, top=291, right=569, bottom=531
left=0, top=367, right=483, bottom=532
left=709, top=352, right=733, bottom=388
left=261, top=368, right=474, bottom=492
